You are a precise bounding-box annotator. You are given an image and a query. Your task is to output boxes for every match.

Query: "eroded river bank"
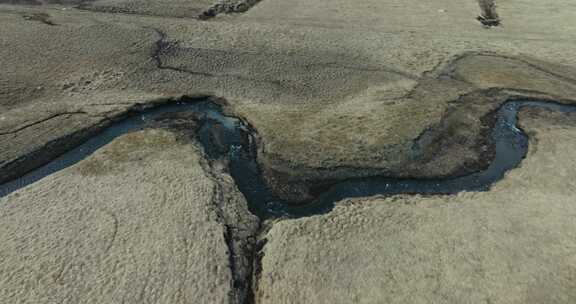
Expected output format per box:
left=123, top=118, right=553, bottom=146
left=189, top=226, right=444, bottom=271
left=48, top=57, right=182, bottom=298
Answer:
left=2, top=96, right=576, bottom=220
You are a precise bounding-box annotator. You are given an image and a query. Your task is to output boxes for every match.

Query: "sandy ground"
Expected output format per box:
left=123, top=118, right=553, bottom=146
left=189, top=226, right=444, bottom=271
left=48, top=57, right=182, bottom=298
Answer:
left=257, top=109, right=576, bottom=304
left=0, top=129, right=255, bottom=304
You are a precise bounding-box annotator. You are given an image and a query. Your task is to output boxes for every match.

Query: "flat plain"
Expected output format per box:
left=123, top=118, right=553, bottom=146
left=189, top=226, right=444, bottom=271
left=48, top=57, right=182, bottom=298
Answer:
left=1, top=0, right=576, bottom=303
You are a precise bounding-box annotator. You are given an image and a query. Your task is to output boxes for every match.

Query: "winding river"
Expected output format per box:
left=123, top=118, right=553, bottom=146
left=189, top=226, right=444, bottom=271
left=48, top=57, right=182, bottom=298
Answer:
left=1, top=98, right=575, bottom=219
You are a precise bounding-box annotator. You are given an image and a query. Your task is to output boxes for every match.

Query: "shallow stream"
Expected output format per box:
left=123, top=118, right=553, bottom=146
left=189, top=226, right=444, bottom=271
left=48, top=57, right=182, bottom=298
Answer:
left=1, top=98, right=575, bottom=219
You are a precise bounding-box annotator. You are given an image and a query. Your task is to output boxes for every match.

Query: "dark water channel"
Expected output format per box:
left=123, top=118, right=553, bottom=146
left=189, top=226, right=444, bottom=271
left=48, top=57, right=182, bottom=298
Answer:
left=1, top=98, right=575, bottom=219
